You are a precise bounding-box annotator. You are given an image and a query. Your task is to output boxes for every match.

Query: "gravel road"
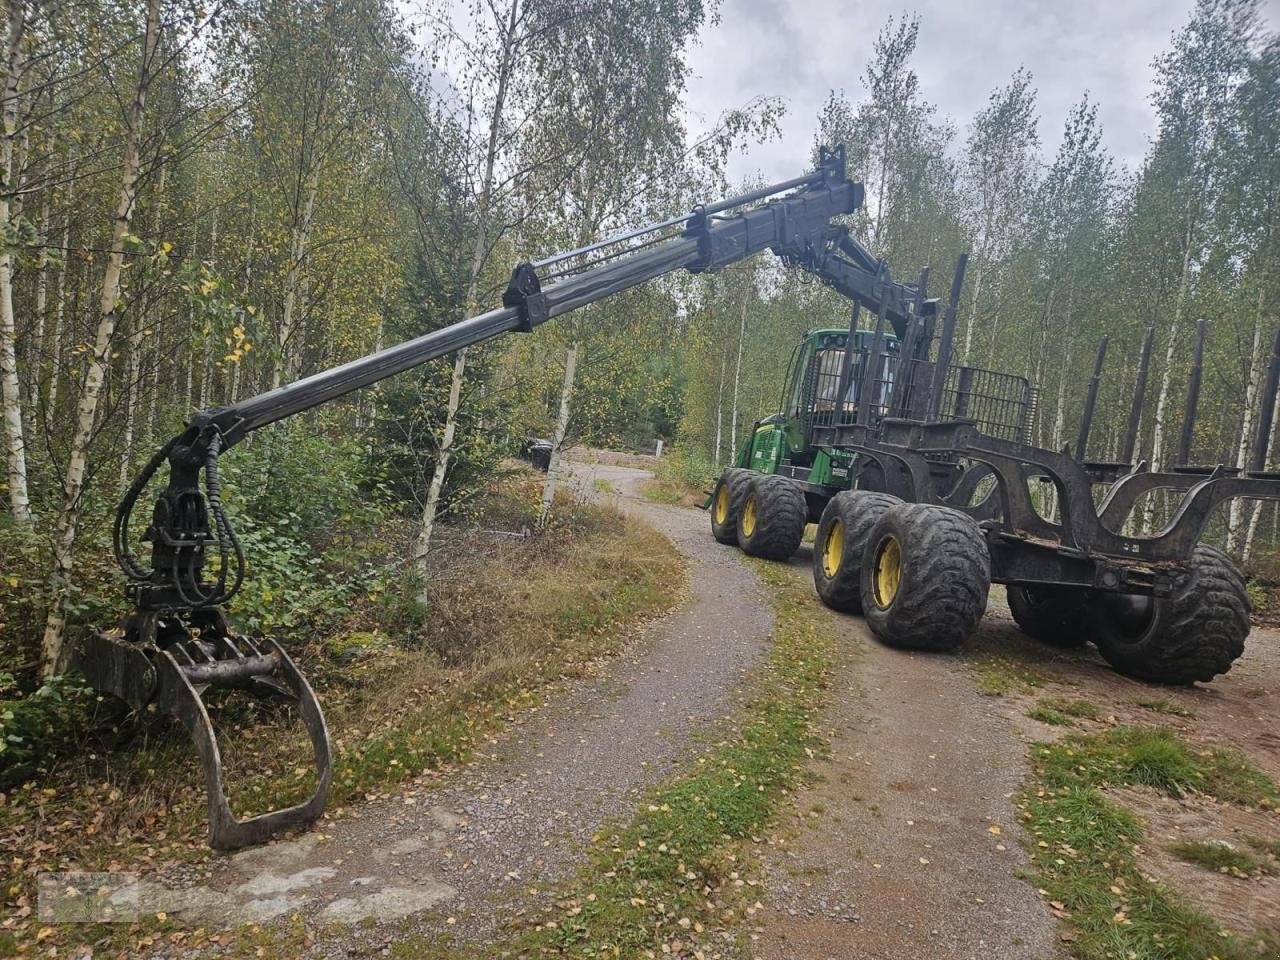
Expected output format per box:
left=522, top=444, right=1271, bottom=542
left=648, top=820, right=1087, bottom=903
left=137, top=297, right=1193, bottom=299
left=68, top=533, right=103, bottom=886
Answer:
left=126, top=460, right=1276, bottom=958
left=754, top=555, right=1060, bottom=960
left=133, top=461, right=776, bottom=955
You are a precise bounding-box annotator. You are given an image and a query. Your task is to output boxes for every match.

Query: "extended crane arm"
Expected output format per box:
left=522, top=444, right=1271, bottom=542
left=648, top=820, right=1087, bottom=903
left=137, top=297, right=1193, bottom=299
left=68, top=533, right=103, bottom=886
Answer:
left=86, top=144, right=927, bottom=852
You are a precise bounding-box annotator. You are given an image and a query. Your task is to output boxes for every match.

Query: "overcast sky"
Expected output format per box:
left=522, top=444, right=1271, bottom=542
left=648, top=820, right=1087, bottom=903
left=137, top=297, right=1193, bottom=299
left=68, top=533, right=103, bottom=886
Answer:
left=683, top=0, right=1280, bottom=184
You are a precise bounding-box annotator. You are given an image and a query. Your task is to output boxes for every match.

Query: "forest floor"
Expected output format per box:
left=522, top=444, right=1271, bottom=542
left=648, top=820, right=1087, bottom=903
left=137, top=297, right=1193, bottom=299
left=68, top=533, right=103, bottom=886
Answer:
left=10, top=460, right=1280, bottom=959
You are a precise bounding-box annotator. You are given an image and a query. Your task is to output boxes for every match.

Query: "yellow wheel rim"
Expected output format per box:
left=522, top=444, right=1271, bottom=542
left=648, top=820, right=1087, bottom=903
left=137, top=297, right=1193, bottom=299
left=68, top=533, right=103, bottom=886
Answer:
left=714, top=484, right=729, bottom=524
left=742, top=494, right=758, bottom=537
left=872, top=535, right=902, bottom=608
left=822, top=518, right=844, bottom=578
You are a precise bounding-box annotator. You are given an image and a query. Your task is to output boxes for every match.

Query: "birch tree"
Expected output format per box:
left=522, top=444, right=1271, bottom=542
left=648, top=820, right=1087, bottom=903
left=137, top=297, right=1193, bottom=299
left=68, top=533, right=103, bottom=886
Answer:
left=41, top=0, right=162, bottom=674
left=0, top=0, right=33, bottom=524
left=958, top=68, right=1039, bottom=364
left=1133, top=0, right=1255, bottom=481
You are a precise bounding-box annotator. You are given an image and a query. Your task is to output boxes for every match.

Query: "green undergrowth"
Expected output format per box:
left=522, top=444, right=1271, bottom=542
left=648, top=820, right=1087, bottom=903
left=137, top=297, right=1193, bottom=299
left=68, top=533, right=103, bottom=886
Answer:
left=395, top=558, right=836, bottom=958
left=0, top=494, right=685, bottom=958
left=1021, top=725, right=1280, bottom=960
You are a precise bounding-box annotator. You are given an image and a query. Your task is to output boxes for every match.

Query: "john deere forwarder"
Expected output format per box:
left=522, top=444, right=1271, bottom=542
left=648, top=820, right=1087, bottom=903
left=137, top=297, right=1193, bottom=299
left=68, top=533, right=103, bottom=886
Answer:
left=712, top=252, right=1276, bottom=692
left=79, top=144, right=1277, bottom=850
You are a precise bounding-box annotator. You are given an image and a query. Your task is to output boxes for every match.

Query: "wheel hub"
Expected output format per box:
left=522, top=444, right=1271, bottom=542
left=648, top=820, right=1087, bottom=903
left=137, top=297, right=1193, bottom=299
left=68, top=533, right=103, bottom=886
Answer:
left=714, top=484, right=729, bottom=524
left=872, top=534, right=902, bottom=608
left=742, top=494, right=758, bottom=537
left=1103, top=593, right=1157, bottom=641
left=822, top=518, right=844, bottom=577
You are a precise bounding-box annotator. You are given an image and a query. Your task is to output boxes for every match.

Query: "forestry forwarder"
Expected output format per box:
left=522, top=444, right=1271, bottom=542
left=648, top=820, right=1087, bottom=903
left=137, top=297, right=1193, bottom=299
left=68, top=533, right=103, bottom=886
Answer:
left=711, top=256, right=1280, bottom=695
left=76, top=143, right=1280, bottom=850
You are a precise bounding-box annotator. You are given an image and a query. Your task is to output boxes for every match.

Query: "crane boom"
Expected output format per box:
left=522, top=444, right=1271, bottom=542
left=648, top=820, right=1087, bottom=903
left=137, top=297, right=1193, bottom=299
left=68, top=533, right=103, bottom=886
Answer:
left=79, top=144, right=930, bottom=850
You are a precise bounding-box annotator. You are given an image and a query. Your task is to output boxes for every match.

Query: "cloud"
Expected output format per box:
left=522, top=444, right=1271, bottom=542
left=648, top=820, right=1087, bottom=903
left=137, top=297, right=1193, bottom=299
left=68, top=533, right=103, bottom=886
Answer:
left=684, top=0, right=1280, bottom=184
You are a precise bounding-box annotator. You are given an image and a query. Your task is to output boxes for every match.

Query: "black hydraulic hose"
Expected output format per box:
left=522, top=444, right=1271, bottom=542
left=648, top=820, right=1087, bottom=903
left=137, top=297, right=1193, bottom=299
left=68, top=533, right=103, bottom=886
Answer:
left=113, top=436, right=181, bottom=582
left=203, top=431, right=245, bottom=605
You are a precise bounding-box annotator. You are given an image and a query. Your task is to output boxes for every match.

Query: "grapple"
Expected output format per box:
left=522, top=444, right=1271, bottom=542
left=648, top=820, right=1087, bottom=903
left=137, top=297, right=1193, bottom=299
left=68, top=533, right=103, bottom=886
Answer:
left=76, top=608, right=332, bottom=850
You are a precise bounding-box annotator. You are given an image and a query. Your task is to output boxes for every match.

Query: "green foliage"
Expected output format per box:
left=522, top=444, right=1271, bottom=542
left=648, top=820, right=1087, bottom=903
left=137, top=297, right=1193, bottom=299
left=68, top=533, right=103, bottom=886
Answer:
left=1169, top=840, right=1268, bottom=876
left=0, top=674, right=101, bottom=788
left=655, top=445, right=718, bottom=491
left=218, top=428, right=403, bottom=635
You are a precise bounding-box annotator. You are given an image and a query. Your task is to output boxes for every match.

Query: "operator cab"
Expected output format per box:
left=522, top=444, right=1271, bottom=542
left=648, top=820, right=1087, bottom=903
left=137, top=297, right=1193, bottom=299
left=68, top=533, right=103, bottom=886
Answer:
left=783, top=328, right=901, bottom=436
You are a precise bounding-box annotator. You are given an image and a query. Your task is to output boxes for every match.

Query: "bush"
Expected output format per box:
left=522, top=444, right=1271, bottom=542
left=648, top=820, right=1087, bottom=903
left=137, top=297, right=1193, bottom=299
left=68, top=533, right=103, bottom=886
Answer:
left=0, top=672, right=102, bottom=788
left=655, top=444, right=720, bottom=492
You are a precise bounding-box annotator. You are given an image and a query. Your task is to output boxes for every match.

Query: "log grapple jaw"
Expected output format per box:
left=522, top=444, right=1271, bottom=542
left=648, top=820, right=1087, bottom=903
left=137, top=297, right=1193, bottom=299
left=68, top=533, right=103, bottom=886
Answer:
left=77, top=418, right=333, bottom=851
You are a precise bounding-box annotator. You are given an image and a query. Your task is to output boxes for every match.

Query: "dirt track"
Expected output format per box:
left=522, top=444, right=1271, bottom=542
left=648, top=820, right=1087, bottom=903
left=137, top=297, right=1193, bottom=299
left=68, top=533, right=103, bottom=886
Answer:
left=122, top=461, right=1279, bottom=956
left=126, top=461, right=776, bottom=954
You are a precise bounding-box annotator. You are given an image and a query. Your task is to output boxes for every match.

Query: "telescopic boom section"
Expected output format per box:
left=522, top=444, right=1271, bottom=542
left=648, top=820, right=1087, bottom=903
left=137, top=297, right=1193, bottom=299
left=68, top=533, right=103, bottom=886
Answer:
left=113, top=145, right=921, bottom=613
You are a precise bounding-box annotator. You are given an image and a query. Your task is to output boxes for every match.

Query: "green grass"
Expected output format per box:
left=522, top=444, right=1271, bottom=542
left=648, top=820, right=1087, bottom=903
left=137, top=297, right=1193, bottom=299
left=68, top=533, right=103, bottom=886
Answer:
left=974, top=654, right=1049, bottom=695
left=1021, top=725, right=1280, bottom=960
left=1133, top=697, right=1196, bottom=719
left=592, top=478, right=619, bottom=495
left=1170, top=839, right=1269, bottom=876
left=1029, top=697, right=1100, bottom=726
left=1037, top=726, right=1279, bottom=805
left=394, top=558, right=836, bottom=958
left=637, top=473, right=698, bottom=506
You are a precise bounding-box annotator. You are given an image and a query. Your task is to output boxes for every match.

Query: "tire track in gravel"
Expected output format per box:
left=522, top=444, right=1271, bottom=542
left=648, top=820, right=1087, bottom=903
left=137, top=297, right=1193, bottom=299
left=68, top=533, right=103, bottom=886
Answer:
left=134, top=461, right=774, bottom=955
left=753, top=554, right=1061, bottom=960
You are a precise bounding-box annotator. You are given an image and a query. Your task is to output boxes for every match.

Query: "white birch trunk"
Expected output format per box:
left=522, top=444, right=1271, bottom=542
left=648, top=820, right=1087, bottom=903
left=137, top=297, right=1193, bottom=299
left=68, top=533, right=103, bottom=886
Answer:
left=274, top=162, right=319, bottom=390
left=0, top=0, right=31, bottom=524
left=960, top=259, right=985, bottom=365
left=41, top=0, right=161, bottom=674
left=1142, top=215, right=1198, bottom=531
left=413, top=346, right=467, bottom=601
left=118, top=164, right=168, bottom=489
left=414, top=0, right=519, bottom=574
left=27, top=181, right=49, bottom=409
left=1227, top=307, right=1264, bottom=553
left=729, top=283, right=748, bottom=461
left=45, top=152, right=77, bottom=425
left=1244, top=369, right=1280, bottom=562
left=539, top=342, right=577, bottom=525
left=713, top=338, right=726, bottom=468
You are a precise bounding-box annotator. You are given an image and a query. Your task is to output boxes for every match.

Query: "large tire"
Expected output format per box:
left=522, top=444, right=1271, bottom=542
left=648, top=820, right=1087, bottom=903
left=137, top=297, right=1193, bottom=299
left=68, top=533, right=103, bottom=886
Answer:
left=1091, top=545, right=1250, bottom=685
left=738, top=474, right=807, bottom=561
left=859, top=503, right=990, bottom=652
left=710, top=468, right=753, bottom=545
left=1006, top=585, right=1090, bottom=648
left=813, top=490, right=902, bottom=613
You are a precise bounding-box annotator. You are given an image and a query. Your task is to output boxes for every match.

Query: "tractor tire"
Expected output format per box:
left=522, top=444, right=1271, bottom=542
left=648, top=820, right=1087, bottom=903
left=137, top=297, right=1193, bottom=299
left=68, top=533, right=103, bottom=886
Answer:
left=813, top=490, right=903, bottom=613
left=710, top=468, right=753, bottom=545
left=738, top=474, right=807, bottom=561
left=1091, top=545, right=1250, bottom=685
left=1006, top=585, right=1090, bottom=648
left=859, top=503, right=990, bottom=652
